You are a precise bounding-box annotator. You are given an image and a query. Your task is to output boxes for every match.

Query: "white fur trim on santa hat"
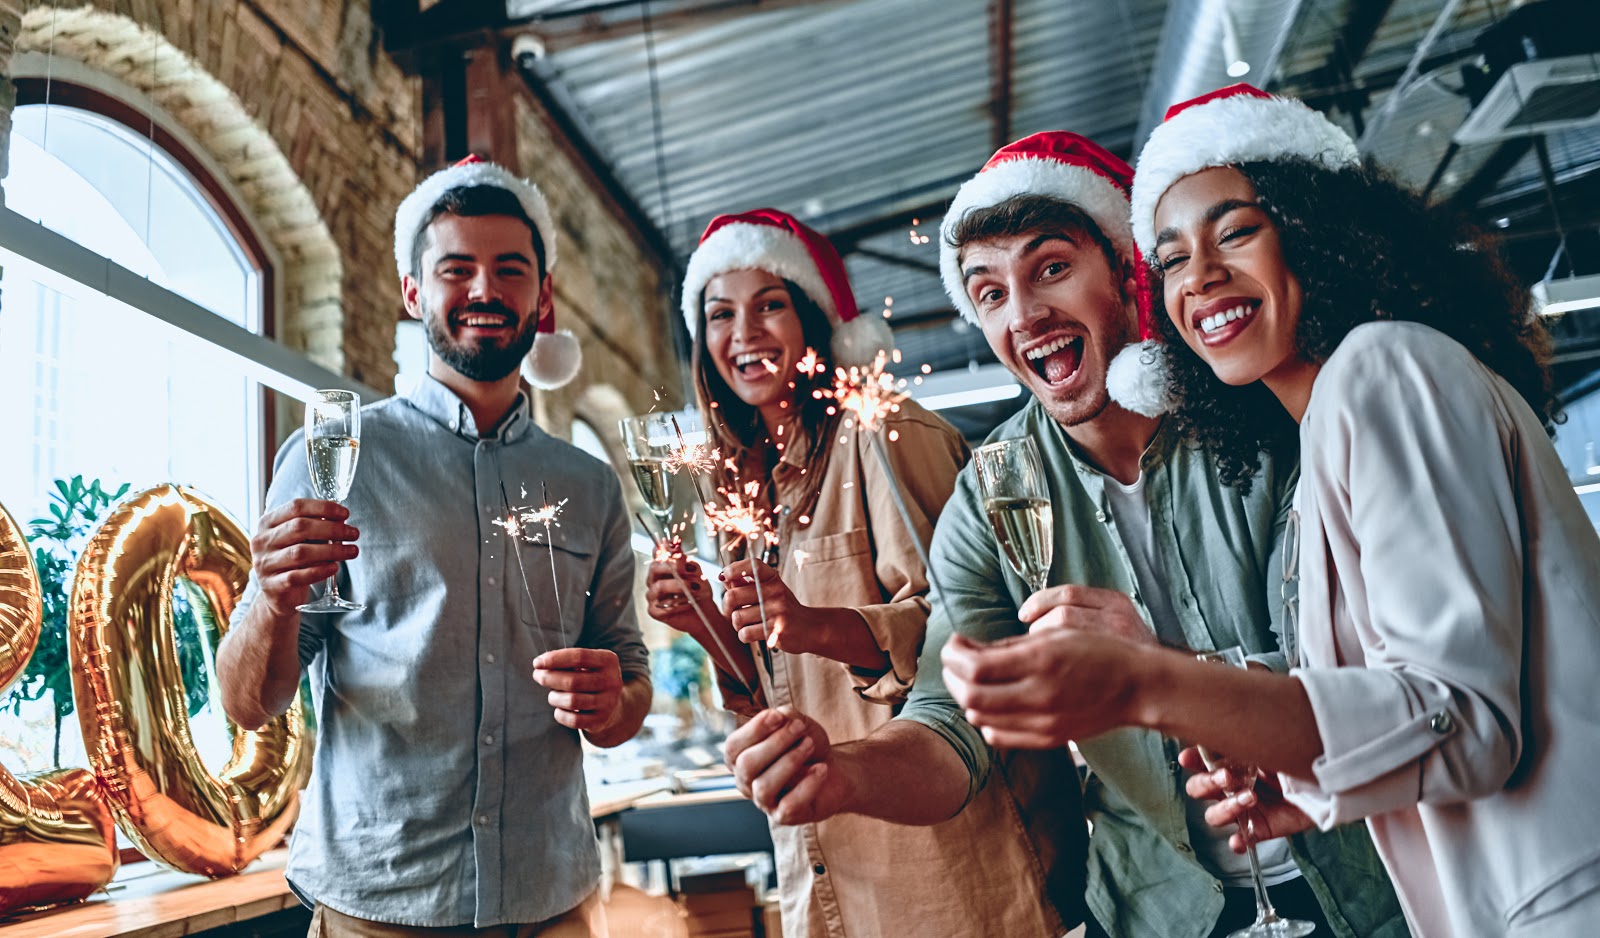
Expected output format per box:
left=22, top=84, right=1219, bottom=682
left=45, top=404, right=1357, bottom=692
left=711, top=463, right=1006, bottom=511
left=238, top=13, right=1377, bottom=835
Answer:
left=680, top=222, right=836, bottom=336
left=1106, top=339, right=1174, bottom=417
left=522, top=329, right=582, bottom=390
left=830, top=313, right=894, bottom=367
left=939, top=158, right=1135, bottom=323
left=394, top=161, right=558, bottom=280
left=1131, top=94, right=1358, bottom=253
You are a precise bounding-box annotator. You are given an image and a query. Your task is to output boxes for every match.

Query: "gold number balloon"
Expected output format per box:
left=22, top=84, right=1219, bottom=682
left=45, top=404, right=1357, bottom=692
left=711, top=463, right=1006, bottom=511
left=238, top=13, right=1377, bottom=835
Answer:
left=69, top=485, right=310, bottom=876
left=0, top=499, right=118, bottom=914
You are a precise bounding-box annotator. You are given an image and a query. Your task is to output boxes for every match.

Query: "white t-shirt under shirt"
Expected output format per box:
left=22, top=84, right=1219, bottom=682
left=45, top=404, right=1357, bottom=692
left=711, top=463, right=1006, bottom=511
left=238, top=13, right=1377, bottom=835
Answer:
left=1101, top=471, right=1301, bottom=889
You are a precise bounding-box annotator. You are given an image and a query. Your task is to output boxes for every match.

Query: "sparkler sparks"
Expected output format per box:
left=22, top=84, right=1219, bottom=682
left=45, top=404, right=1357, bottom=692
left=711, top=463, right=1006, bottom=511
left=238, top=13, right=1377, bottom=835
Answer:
left=813, top=348, right=911, bottom=433
left=703, top=480, right=778, bottom=550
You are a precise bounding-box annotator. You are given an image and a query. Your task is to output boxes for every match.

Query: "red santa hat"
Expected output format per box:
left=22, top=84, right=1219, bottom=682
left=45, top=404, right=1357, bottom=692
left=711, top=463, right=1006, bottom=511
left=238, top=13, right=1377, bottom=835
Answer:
left=1130, top=83, right=1359, bottom=253
left=393, top=155, right=581, bottom=390
left=681, top=208, right=892, bottom=367
left=939, top=131, right=1137, bottom=324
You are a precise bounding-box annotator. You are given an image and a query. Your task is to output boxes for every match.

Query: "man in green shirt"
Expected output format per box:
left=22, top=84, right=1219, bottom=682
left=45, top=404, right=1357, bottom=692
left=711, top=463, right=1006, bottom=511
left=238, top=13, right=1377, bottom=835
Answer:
left=724, top=132, right=1407, bottom=937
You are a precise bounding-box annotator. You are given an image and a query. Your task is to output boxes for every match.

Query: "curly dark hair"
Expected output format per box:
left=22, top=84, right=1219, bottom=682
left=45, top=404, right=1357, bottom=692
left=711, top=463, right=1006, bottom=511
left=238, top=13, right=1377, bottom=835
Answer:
left=1152, top=157, right=1557, bottom=490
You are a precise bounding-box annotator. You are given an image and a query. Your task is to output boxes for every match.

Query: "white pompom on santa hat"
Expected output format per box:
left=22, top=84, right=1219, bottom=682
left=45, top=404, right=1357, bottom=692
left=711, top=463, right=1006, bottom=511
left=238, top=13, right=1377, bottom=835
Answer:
left=936, top=131, right=1174, bottom=416
left=393, top=154, right=582, bottom=390
left=1105, top=84, right=1361, bottom=417
left=680, top=208, right=892, bottom=367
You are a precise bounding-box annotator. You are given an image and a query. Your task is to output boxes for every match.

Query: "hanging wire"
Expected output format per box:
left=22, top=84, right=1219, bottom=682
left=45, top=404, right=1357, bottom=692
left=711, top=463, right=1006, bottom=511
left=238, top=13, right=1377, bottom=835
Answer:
left=143, top=30, right=158, bottom=250
left=40, top=2, right=58, bottom=152
left=639, top=0, right=676, bottom=238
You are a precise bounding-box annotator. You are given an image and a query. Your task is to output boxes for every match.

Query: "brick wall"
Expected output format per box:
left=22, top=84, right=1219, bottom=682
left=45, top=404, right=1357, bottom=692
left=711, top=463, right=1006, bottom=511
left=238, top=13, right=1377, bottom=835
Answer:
left=0, top=0, right=418, bottom=396
left=0, top=1, right=686, bottom=447
left=512, top=90, right=685, bottom=435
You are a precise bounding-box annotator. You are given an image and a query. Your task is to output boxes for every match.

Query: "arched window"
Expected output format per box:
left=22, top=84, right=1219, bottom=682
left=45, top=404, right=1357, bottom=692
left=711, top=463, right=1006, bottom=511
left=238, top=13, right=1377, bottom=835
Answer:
left=0, top=81, right=272, bottom=534
left=0, top=81, right=272, bottom=775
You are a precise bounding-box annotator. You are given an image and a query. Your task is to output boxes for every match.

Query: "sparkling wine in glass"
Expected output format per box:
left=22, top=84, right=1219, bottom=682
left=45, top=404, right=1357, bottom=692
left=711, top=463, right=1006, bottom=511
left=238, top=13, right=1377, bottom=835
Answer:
left=975, top=437, right=1054, bottom=594
left=619, top=413, right=677, bottom=529
left=1195, top=647, right=1314, bottom=938
left=298, top=390, right=365, bottom=613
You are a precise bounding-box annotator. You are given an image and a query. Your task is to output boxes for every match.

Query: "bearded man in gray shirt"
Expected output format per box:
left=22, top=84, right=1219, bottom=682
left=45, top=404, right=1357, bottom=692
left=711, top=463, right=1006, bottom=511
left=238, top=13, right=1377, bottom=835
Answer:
left=218, top=157, right=651, bottom=937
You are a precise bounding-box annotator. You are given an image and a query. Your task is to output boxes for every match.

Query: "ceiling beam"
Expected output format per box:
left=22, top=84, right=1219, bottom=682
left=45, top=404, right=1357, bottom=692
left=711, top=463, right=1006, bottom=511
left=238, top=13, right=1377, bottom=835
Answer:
left=826, top=197, right=954, bottom=253
left=853, top=247, right=939, bottom=275
left=988, top=0, right=1013, bottom=152
left=1291, top=0, right=1398, bottom=136
left=389, top=0, right=837, bottom=60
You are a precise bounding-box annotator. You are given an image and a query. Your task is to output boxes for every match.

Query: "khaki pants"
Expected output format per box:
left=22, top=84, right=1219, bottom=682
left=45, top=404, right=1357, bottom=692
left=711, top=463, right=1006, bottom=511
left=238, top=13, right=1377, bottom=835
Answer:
left=309, top=892, right=608, bottom=938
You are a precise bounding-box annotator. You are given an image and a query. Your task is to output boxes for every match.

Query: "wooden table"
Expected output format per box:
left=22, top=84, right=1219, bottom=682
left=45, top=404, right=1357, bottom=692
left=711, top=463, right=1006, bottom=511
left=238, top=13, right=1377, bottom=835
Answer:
left=0, top=850, right=298, bottom=938
left=0, top=782, right=756, bottom=937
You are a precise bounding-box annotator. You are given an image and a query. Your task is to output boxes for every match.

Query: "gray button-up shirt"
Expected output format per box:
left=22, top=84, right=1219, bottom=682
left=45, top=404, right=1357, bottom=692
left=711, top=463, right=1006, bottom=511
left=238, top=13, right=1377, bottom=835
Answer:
left=231, top=375, right=648, bottom=927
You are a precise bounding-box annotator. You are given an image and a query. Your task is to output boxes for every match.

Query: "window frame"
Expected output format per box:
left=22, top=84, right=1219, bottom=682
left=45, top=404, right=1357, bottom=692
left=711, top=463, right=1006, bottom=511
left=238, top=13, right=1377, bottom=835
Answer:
left=12, top=77, right=279, bottom=488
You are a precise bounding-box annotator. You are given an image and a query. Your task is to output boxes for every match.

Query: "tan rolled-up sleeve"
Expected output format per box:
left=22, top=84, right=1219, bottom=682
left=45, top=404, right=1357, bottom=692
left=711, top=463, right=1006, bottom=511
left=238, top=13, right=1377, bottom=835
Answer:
left=849, top=405, right=969, bottom=704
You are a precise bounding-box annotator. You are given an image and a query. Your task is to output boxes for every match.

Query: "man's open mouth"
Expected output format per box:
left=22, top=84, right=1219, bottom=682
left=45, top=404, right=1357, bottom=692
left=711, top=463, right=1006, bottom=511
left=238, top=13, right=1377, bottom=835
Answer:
left=453, top=311, right=515, bottom=331
left=1024, top=334, right=1084, bottom=385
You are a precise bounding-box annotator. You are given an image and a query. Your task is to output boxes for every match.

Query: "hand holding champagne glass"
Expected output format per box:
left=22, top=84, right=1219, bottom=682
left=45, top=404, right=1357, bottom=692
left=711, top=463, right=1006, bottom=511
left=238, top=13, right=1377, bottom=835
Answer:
left=975, top=437, right=1054, bottom=595
left=298, top=390, right=365, bottom=613
left=1194, top=647, right=1315, bottom=938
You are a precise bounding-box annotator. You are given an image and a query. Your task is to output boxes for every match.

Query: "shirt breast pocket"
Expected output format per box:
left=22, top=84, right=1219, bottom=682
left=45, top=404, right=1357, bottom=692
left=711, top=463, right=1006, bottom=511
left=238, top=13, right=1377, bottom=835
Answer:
left=790, top=527, right=877, bottom=608
left=514, top=526, right=597, bottom=646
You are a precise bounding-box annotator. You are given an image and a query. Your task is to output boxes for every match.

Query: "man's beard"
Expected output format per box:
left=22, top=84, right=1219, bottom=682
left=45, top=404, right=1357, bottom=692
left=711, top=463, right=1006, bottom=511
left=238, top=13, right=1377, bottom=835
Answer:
left=424, top=298, right=540, bottom=382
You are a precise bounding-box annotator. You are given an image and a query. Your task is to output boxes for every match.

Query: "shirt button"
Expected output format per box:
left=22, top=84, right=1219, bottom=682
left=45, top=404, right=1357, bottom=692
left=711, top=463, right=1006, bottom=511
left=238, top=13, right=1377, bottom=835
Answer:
left=1430, top=711, right=1455, bottom=734
left=487, top=576, right=497, bottom=587
left=812, top=863, right=826, bottom=876
left=485, top=653, right=497, bottom=664
left=1213, top=882, right=1224, bottom=894
left=1095, top=510, right=1107, bottom=523
left=477, top=815, right=489, bottom=825
left=1177, top=843, right=1193, bottom=854
left=484, top=734, right=495, bottom=745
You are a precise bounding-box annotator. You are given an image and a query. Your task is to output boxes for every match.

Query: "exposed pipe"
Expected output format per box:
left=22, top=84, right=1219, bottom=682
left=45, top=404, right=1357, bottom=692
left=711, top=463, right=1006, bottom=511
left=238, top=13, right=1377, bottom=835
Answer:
left=1133, top=0, right=1308, bottom=150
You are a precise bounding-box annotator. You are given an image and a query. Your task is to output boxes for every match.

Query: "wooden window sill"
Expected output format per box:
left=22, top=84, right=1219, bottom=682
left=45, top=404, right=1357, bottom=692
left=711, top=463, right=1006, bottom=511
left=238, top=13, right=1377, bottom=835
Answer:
left=0, top=848, right=295, bottom=938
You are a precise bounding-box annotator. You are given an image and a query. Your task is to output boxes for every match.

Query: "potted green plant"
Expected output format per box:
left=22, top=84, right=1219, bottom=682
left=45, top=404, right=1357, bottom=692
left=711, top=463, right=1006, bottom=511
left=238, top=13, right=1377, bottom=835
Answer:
left=3, top=477, right=212, bottom=767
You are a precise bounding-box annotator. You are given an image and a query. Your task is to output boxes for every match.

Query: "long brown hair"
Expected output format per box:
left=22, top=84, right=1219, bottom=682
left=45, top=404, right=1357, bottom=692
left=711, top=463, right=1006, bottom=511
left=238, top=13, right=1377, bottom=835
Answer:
left=691, top=277, right=842, bottom=522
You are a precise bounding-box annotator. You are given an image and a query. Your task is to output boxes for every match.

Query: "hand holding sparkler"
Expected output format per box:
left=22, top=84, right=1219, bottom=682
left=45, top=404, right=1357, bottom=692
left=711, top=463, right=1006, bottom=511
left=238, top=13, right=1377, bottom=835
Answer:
left=702, top=481, right=780, bottom=678
left=716, top=560, right=889, bottom=672
left=639, top=517, right=759, bottom=695
left=533, top=647, right=624, bottom=733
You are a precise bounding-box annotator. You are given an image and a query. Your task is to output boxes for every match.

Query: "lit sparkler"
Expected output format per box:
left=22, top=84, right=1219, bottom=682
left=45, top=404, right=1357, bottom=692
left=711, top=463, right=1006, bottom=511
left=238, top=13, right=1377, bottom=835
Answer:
left=703, top=480, right=779, bottom=678
left=813, top=349, right=912, bottom=433
left=819, top=349, right=946, bottom=598
left=496, top=480, right=552, bottom=657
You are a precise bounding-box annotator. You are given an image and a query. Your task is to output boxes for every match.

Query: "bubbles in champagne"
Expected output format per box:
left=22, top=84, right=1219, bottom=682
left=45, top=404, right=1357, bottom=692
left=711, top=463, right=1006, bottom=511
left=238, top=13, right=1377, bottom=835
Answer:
left=308, top=435, right=360, bottom=501
left=629, top=458, right=673, bottom=517
left=985, top=496, right=1053, bottom=589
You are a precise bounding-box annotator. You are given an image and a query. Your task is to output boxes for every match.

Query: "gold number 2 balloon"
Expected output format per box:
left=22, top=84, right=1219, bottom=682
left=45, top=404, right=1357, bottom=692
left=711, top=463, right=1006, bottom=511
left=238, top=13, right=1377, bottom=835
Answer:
left=0, top=499, right=118, bottom=914
left=69, top=485, right=310, bottom=876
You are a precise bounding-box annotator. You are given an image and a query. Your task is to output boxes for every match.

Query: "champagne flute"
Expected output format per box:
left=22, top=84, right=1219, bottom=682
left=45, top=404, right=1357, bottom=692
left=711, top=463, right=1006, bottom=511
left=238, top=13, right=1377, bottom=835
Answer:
left=974, top=437, right=1054, bottom=595
left=1194, top=647, right=1315, bottom=938
left=298, top=390, right=365, bottom=613
left=619, top=413, right=675, bottom=531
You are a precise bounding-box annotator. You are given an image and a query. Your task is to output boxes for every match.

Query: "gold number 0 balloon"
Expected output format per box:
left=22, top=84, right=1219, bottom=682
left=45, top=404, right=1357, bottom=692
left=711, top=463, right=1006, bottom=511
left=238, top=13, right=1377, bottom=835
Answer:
left=69, top=485, right=310, bottom=876
left=0, top=500, right=118, bottom=914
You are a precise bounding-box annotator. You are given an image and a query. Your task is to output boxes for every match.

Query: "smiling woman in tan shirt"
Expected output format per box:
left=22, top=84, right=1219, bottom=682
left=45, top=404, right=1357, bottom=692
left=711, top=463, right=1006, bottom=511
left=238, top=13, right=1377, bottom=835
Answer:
left=645, top=208, right=1078, bottom=938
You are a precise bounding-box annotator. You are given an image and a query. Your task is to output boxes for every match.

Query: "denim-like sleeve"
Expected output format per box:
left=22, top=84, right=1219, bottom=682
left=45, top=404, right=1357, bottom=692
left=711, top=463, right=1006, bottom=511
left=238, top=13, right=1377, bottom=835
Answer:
left=582, top=471, right=649, bottom=682
left=896, top=463, right=1024, bottom=807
